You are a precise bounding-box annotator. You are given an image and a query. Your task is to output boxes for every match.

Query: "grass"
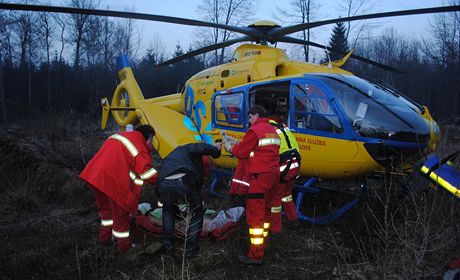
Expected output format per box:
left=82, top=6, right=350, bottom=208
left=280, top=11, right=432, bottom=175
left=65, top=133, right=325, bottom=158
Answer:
left=0, top=116, right=459, bottom=279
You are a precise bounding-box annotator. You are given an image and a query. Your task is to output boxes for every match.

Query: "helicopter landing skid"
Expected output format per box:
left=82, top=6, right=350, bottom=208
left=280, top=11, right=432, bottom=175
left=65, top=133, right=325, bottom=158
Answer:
left=294, top=177, right=368, bottom=225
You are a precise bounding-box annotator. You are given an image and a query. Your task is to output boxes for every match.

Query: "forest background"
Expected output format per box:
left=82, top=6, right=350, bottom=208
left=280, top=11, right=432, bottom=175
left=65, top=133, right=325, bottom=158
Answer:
left=0, top=0, right=459, bottom=124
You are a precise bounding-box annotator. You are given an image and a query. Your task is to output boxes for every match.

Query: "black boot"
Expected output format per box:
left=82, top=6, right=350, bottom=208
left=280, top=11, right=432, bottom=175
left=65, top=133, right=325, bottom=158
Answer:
left=236, top=254, right=263, bottom=265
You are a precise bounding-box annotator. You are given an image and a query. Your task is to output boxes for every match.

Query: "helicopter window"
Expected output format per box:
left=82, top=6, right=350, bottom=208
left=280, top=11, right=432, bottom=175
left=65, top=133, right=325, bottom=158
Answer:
left=292, top=83, right=343, bottom=134
left=221, top=70, right=230, bottom=78
left=317, top=75, right=430, bottom=142
left=214, top=92, right=245, bottom=128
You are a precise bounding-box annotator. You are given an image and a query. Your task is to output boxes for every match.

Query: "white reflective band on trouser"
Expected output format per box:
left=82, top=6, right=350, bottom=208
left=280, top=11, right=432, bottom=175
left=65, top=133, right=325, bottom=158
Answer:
left=140, top=168, right=158, bottom=180
left=249, top=151, right=254, bottom=157
left=263, top=223, right=270, bottom=237
left=109, top=134, right=139, bottom=157
left=250, top=238, right=264, bottom=245
left=249, top=228, right=264, bottom=235
left=112, top=229, right=130, bottom=238
left=129, top=171, right=144, bottom=186
left=271, top=206, right=282, bottom=213
left=280, top=161, right=300, bottom=171
left=258, top=138, right=281, bottom=146
left=282, top=195, right=293, bottom=203
left=232, top=178, right=250, bottom=186
left=100, top=219, right=113, bottom=227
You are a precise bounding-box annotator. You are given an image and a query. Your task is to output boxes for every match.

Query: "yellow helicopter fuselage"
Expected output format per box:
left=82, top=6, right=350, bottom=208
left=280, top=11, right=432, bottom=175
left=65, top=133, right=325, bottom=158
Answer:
left=104, top=44, right=440, bottom=179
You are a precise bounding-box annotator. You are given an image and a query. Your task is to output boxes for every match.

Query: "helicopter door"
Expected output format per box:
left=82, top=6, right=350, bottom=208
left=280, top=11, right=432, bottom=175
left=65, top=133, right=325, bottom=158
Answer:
left=212, top=90, right=246, bottom=131
left=289, top=79, right=359, bottom=161
left=290, top=80, right=345, bottom=136
left=248, top=81, right=291, bottom=123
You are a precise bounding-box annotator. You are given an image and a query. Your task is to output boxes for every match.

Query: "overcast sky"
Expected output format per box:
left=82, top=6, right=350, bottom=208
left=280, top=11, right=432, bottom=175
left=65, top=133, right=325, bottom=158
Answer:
left=8, top=0, right=455, bottom=60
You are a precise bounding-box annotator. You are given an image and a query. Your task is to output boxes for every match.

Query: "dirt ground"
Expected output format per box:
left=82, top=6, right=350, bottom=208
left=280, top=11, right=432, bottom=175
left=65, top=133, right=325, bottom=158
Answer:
left=0, top=118, right=459, bottom=280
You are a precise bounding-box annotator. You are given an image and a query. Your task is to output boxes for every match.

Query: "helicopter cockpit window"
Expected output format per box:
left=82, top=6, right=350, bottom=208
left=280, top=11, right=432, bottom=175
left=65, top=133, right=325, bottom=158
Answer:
left=317, top=74, right=430, bottom=143
left=214, top=92, right=244, bottom=128
left=292, top=83, right=343, bottom=134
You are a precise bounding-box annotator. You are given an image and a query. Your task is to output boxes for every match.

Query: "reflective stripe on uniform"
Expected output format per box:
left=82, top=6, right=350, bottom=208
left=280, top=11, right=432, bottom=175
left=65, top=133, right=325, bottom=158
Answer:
left=249, top=227, right=264, bottom=245
left=140, top=168, right=158, bottom=180
left=101, top=219, right=113, bottom=227
left=421, top=166, right=460, bottom=198
left=271, top=206, right=282, bottom=213
left=249, top=228, right=264, bottom=235
left=129, top=171, right=144, bottom=186
left=110, top=134, right=139, bottom=157
left=282, top=195, right=293, bottom=203
left=112, top=229, right=129, bottom=238
left=280, top=161, right=300, bottom=171
left=258, top=138, right=281, bottom=146
left=263, top=223, right=270, bottom=237
left=249, top=151, right=254, bottom=157
left=250, top=238, right=264, bottom=245
left=232, top=178, right=250, bottom=186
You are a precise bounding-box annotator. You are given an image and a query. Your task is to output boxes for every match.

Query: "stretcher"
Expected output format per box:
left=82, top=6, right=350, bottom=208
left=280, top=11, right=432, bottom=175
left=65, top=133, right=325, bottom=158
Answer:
left=134, top=204, right=245, bottom=241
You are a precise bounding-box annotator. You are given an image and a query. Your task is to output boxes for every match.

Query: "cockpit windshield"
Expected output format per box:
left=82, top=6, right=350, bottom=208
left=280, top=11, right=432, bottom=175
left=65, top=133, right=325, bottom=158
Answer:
left=316, top=74, right=430, bottom=143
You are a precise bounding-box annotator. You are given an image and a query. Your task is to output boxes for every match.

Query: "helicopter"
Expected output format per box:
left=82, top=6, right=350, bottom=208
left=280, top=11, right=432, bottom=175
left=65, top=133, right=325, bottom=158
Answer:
left=1, top=3, right=459, bottom=223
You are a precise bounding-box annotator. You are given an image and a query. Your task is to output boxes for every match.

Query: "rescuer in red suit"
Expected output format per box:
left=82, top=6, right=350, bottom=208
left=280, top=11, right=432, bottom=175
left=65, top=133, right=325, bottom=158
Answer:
left=226, top=105, right=280, bottom=265
left=268, top=119, right=301, bottom=233
left=80, top=124, right=158, bottom=253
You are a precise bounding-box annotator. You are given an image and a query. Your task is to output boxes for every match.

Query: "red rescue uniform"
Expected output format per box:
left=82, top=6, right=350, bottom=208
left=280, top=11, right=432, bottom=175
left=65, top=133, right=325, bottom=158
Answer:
left=231, top=117, right=280, bottom=261
left=271, top=156, right=300, bottom=232
left=229, top=158, right=250, bottom=195
left=80, top=130, right=158, bottom=252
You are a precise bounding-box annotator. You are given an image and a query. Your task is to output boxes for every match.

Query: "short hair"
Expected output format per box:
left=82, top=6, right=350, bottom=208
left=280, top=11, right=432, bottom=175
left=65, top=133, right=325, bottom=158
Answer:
left=248, top=105, right=268, bottom=118
left=135, top=124, right=155, bottom=141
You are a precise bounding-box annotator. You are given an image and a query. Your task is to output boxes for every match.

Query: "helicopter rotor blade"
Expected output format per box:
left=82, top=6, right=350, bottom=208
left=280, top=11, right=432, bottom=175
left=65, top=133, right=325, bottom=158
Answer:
left=0, top=3, right=254, bottom=36
left=270, top=5, right=460, bottom=39
left=278, top=36, right=403, bottom=73
left=157, top=36, right=251, bottom=66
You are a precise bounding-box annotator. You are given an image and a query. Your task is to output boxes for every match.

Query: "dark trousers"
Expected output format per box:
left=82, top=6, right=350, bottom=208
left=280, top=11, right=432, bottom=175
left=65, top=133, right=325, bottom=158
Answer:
left=158, top=177, right=203, bottom=257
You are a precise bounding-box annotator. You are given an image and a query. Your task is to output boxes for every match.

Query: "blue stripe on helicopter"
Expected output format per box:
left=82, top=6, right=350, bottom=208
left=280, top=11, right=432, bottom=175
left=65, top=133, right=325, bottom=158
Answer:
left=116, top=55, right=131, bottom=71
left=183, top=116, right=202, bottom=141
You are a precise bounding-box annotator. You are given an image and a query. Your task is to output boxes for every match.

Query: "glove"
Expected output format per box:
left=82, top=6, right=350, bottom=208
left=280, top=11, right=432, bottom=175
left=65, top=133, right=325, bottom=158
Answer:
left=227, top=136, right=238, bottom=145
left=224, top=141, right=233, bottom=153
left=222, top=130, right=238, bottom=145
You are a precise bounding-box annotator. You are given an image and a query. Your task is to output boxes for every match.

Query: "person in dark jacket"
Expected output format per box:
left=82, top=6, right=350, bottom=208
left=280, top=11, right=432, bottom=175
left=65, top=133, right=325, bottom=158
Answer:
left=156, top=142, right=222, bottom=258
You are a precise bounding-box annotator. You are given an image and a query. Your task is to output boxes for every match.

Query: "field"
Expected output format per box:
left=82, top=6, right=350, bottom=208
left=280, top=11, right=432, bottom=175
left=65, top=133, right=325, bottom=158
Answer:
left=0, top=117, right=459, bottom=280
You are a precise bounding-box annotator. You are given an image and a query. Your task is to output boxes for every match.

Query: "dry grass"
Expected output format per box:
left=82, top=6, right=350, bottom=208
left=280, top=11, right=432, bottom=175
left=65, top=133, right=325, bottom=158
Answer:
left=0, top=116, right=459, bottom=279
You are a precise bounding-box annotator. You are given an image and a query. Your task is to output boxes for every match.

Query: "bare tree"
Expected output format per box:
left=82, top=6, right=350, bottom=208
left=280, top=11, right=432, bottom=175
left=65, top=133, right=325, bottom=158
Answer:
left=275, top=0, right=320, bottom=62
left=39, top=11, right=53, bottom=112
left=339, top=0, right=378, bottom=48
left=66, top=0, right=98, bottom=68
left=196, top=0, right=258, bottom=65
left=82, top=16, right=101, bottom=66
left=0, top=11, right=12, bottom=122
left=113, top=18, right=141, bottom=62
left=13, top=8, right=40, bottom=115
left=424, top=0, right=460, bottom=117
left=99, top=16, right=116, bottom=66
left=54, top=14, right=67, bottom=63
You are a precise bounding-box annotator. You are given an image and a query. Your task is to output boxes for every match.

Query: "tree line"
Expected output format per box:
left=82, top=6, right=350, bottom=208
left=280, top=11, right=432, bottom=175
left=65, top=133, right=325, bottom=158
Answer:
left=0, top=0, right=458, bottom=123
